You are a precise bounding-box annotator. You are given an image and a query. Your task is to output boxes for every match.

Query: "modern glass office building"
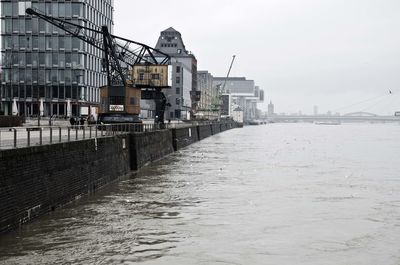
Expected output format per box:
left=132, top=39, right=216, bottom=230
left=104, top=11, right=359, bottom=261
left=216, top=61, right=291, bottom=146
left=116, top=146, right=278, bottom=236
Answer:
left=0, top=0, right=114, bottom=117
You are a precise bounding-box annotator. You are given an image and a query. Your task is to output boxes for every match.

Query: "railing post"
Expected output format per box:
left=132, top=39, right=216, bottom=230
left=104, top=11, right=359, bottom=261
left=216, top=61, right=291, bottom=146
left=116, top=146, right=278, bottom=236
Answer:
left=13, top=128, right=17, bottom=148
left=89, top=126, right=92, bottom=139
left=59, top=127, right=62, bottom=142
left=27, top=129, right=30, bottom=147
left=39, top=128, right=43, bottom=146
left=67, top=127, right=71, bottom=142
left=83, top=127, right=86, bottom=140
left=50, top=127, right=53, bottom=144
left=75, top=127, right=78, bottom=140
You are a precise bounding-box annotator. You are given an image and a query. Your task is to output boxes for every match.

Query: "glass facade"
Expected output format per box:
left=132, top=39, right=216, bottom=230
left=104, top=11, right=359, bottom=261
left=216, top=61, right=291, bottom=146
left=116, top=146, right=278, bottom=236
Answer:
left=0, top=0, right=114, bottom=117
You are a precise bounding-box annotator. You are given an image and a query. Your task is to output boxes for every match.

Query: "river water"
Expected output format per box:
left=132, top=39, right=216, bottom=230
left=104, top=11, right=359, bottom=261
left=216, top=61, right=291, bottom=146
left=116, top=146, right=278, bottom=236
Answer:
left=1, top=123, right=400, bottom=265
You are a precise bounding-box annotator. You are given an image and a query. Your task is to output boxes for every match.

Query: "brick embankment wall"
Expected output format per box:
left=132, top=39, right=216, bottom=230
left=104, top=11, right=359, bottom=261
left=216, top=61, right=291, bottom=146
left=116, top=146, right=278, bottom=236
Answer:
left=172, top=126, right=199, bottom=151
left=129, top=130, right=174, bottom=170
left=0, top=135, right=130, bottom=234
left=0, top=122, right=239, bottom=234
left=198, top=124, right=213, bottom=140
left=211, top=123, right=221, bottom=135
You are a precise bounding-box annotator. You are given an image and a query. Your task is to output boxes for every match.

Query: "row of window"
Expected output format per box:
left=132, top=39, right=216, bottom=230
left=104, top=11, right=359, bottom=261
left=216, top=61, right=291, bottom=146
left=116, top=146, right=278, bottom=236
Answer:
left=1, top=2, right=83, bottom=18
left=169, top=110, right=181, bottom=119
left=9, top=102, right=82, bottom=118
left=2, top=68, right=84, bottom=84
left=1, top=84, right=96, bottom=102
left=3, top=68, right=104, bottom=96
left=160, top=43, right=177, bottom=48
left=2, top=52, right=84, bottom=68
left=2, top=52, right=106, bottom=86
left=2, top=34, right=83, bottom=50
left=137, top=73, right=160, bottom=80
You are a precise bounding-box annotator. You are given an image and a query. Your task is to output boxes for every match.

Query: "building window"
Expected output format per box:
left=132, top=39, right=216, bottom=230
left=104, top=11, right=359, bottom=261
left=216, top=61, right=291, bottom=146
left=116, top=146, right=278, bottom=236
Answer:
left=176, top=66, right=180, bottom=73
left=177, top=49, right=182, bottom=54
left=130, top=97, right=139, bottom=105
left=176, top=76, right=180, bottom=84
left=151, top=73, right=159, bottom=80
left=176, top=87, right=180, bottom=94
left=176, top=98, right=180, bottom=105
left=109, top=96, right=124, bottom=105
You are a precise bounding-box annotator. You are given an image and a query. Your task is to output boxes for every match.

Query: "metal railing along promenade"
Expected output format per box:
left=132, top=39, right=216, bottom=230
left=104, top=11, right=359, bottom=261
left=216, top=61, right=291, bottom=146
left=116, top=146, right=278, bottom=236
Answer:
left=0, top=120, right=236, bottom=150
left=0, top=123, right=162, bottom=150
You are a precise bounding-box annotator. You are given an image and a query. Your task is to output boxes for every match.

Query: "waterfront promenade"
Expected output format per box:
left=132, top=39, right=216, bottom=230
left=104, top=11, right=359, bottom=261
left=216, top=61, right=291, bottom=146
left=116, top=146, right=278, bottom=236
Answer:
left=0, top=119, right=217, bottom=150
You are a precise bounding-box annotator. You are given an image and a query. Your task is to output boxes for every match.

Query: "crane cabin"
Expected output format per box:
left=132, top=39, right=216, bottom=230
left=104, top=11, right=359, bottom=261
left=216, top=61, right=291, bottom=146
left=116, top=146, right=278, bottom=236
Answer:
left=99, top=65, right=171, bottom=123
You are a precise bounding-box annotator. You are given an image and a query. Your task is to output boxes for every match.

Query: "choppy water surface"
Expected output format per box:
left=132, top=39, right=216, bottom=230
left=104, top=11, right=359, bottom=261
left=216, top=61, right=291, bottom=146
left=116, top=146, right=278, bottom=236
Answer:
left=1, top=123, right=400, bottom=265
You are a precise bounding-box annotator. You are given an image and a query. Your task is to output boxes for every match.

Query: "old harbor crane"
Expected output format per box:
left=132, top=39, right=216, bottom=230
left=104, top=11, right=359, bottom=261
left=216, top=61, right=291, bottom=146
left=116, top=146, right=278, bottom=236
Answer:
left=221, top=55, right=236, bottom=94
left=26, top=8, right=171, bottom=124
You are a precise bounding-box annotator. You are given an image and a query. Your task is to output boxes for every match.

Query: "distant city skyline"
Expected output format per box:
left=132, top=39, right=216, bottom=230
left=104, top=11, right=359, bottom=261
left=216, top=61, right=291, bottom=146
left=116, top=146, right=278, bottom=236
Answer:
left=114, top=0, right=400, bottom=116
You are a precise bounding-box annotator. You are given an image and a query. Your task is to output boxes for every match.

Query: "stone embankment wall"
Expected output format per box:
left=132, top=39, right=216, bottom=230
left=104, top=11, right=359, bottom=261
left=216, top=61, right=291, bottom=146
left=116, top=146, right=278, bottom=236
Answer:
left=0, top=122, right=238, bottom=234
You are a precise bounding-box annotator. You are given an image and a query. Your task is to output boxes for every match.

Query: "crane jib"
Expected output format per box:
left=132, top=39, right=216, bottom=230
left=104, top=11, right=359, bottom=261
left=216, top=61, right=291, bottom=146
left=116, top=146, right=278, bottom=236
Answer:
left=25, top=8, right=171, bottom=124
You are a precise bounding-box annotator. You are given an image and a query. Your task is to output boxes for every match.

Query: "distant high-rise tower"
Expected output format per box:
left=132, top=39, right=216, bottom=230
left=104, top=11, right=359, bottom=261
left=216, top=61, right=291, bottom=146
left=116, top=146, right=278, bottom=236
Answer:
left=313, top=105, right=318, bottom=116
left=268, top=101, right=274, bottom=116
left=0, top=0, right=114, bottom=116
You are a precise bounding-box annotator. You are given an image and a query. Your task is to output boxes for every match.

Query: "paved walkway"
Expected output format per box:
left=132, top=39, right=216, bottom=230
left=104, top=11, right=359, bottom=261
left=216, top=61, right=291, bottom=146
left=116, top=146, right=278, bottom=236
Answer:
left=0, top=126, right=118, bottom=150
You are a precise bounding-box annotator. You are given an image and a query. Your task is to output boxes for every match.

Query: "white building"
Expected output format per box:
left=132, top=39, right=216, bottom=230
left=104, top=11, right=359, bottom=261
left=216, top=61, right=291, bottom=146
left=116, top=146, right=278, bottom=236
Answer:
left=212, top=77, right=264, bottom=122
left=196, top=70, right=219, bottom=120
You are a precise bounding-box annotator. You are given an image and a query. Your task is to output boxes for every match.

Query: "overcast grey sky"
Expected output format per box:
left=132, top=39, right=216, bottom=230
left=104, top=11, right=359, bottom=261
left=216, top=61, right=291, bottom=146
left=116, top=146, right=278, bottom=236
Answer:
left=114, top=0, right=400, bottom=115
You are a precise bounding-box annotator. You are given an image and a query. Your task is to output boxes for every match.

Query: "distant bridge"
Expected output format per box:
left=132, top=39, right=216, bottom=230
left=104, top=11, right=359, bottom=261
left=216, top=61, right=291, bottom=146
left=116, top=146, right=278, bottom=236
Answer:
left=343, top=112, right=378, bottom=117
left=270, top=114, right=400, bottom=123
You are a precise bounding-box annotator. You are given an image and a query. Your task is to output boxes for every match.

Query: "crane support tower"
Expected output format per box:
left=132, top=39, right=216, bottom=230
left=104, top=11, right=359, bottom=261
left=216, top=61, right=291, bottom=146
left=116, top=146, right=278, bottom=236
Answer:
left=26, top=8, right=171, bottom=124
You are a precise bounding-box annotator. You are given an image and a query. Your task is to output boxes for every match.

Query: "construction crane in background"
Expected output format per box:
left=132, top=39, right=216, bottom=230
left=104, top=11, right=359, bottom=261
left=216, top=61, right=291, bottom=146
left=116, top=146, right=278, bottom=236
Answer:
left=221, top=55, right=236, bottom=93
left=214, top=55, right=236, bottom=119
left=26, top=8, right=171, bottom=124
